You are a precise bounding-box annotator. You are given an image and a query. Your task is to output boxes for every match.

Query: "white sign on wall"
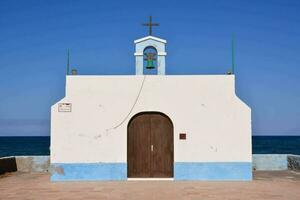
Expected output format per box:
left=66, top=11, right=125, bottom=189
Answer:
left=58, top=103, right=72, bottom=112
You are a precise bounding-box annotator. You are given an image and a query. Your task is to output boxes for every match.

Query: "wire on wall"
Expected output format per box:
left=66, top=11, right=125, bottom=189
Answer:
left=106, top=75, right=146, bottom=131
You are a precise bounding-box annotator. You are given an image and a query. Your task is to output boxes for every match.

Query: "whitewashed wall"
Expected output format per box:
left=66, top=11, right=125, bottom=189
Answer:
left=51, top=75, right=251, bottom=163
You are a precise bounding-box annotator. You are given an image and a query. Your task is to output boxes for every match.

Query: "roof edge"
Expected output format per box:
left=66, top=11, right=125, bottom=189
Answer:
left=134, top=36, right=167, bottom=44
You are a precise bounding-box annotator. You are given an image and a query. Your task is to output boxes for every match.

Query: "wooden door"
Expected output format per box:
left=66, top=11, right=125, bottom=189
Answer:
left=127, top=113, right=173, bottom=178
left=127, top=114, right=151, bottom=177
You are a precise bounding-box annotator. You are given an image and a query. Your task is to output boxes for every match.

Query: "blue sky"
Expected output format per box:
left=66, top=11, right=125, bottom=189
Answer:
left=0, top=0, right=299, bottom=136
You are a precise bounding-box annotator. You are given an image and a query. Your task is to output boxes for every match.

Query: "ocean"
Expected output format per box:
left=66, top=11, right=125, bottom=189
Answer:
left=0, top=136, right=300, bottom=157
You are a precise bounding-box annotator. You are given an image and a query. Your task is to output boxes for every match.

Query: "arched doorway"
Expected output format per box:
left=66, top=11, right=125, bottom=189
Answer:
left=127, top=112, right=174, bottom=178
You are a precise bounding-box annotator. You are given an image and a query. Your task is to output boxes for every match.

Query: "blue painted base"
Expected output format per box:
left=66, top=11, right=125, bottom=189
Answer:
left=51, top=163, right=127, bottom=181
left=174, top=162, right=252, bottom=181
left=51, top=162, right=252, bottom=181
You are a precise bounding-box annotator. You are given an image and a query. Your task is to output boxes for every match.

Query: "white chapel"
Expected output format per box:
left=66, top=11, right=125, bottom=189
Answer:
left=50, top=18, right=252, bottom=181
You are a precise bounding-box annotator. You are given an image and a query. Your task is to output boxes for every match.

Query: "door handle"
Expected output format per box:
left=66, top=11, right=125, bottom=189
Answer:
left=151, top=145, right=154, bottom=152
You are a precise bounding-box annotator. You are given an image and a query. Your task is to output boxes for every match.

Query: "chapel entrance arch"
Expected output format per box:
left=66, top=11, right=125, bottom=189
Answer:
left=127, top=112, right=174, bottom=178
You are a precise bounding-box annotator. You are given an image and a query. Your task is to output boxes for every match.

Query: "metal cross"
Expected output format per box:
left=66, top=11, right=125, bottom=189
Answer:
left=142, top=16, right=159, bottom=36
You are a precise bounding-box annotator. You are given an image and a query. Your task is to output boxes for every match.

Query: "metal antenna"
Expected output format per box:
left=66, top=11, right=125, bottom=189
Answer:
left=67, top=49, right=70, bottom=75
left=231, top=34, right=235, bottom=74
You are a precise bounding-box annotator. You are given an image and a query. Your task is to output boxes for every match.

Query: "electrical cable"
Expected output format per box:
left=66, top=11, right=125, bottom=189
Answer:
left=106, top=75, right=146, bottom=131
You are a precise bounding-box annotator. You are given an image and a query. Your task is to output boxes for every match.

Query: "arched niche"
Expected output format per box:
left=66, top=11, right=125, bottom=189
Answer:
left=143, top=46, right=158, bottom=75
left=134, top=36, right=167, bottom=75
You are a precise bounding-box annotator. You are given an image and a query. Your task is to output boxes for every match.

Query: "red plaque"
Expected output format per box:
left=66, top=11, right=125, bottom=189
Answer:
left=179, top=133, right=186, bottom=140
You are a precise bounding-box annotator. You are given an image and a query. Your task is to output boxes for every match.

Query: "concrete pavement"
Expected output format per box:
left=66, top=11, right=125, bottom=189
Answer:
left=0, top=171, right=300, bottom=200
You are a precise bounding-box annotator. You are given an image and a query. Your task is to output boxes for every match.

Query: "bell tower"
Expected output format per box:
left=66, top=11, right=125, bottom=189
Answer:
left=134, top=16, right=167, bottom=75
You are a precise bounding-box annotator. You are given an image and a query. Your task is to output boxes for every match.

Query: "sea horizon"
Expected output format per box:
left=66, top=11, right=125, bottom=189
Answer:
left=1, top=135, right=300, bottom=137
left=1, top=135, right=300, bottom=157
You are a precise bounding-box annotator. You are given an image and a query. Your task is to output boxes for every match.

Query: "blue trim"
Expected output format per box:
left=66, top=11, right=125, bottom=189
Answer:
left=51, top=162, right=252, bottom=181
left=51, top=163, right=127, bottom=181
left=174, top=162, right=252, bottom=181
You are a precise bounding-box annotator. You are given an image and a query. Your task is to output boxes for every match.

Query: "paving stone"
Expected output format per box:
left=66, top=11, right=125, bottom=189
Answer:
left=0, top=171, right=300, bottom=200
